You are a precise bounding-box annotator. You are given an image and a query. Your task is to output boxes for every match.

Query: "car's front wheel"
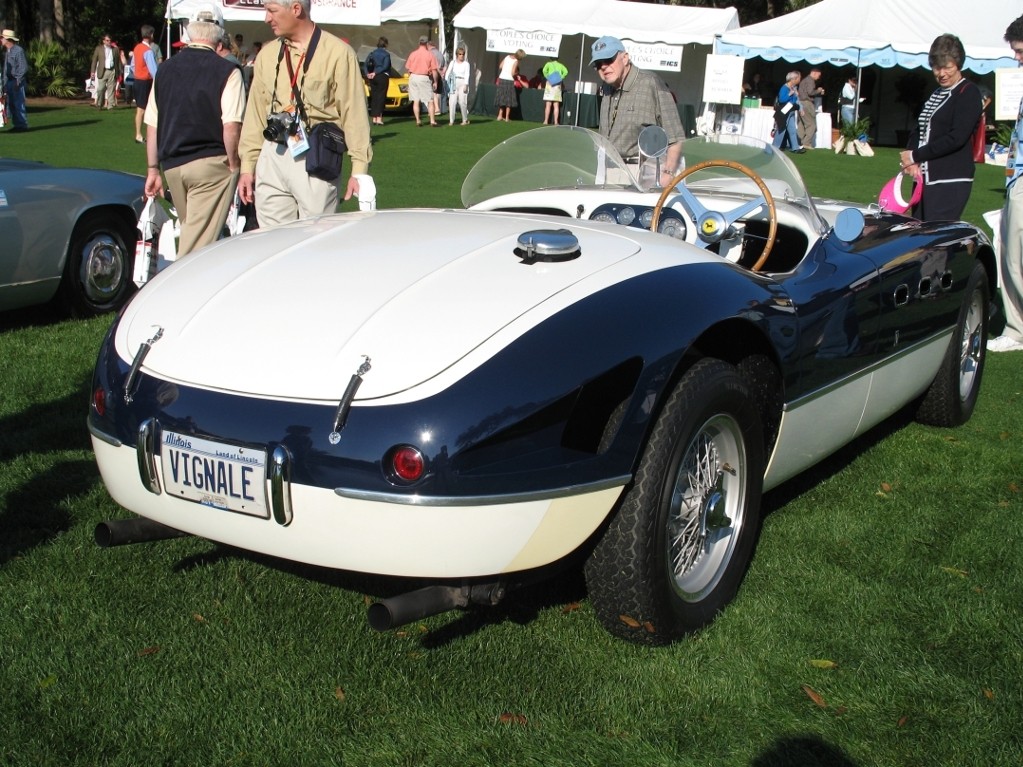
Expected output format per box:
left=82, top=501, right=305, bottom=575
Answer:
left=57, top=210, right=136, bottom=318
left=585, top=358, right=765, bottom=645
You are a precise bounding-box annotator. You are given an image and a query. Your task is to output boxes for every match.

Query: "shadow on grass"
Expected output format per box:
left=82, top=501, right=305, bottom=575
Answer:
left=6, top=119, right=103, bottom=134
left=761, top=404, right=915, bottom=516
left=0, top=386, right=93, bottom=461
left=751, top=734, right=860, bottom=766
left=0, top=457, right=96, bottom=565
left=164, top=540, right=588, bottom=646
left=0, top=303, right=69, bottom=334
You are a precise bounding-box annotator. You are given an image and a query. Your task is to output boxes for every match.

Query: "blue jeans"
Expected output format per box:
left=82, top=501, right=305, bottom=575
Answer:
left=5, top=79, right=27, bottom=129
left=772, top=110, right=798, bottom=150
left=840, top=105, right=854, bottom=126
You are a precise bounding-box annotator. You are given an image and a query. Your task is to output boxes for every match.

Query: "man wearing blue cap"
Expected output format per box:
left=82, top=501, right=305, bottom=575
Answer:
left=590, top=35, right=685, bottom=186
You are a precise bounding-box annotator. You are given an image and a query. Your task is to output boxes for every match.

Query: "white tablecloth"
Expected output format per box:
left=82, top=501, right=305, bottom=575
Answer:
left=740, top=107, right=832, bottom=149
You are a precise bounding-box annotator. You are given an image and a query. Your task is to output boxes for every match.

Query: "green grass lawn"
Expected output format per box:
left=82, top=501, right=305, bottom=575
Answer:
left=1, top=100, right=1021, bottom=767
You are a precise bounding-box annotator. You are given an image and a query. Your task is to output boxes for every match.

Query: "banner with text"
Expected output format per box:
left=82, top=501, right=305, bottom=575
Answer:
left=485, top=28, right=562, bottom=57
left=702, top=53, right=745, bottom=105
left=623, top=40, right=683, bottom=73
left=995, top=68, right=1023, bottom=122
left=178, top=0, right=381, bottom=26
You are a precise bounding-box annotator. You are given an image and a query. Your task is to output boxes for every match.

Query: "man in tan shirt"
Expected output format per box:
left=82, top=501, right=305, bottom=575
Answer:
left=238, top=0, right=372, bottom=227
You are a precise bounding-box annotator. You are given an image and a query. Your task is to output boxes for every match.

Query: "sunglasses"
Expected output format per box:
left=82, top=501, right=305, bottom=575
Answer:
left=592, top=51, right=619, bottom=70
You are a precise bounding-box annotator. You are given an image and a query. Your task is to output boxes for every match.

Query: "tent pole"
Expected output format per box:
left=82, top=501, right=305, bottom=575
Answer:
left=854, top=52, right=862, bottom=124
left=574, top=34, right=585, bottom=127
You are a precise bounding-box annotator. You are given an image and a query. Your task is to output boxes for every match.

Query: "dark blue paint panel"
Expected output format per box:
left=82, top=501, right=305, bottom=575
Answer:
left=91, top=216, right=987, bottom=502
left=92, top=264, right=788, bottom=498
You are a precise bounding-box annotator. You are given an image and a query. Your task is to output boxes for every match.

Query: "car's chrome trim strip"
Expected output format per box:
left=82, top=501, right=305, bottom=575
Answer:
left=88, top=420, right=122, bottom=448
left=335, top=474, right=632, bottom=507
left=784, top=327, right=953, bottom=411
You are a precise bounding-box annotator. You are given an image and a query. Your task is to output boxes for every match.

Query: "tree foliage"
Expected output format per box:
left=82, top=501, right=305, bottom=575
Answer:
left=4, top=0, right=165, bottom=77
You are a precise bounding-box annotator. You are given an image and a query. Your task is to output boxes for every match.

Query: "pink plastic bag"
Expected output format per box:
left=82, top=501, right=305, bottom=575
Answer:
left=878, top=172, right=922, bottom=214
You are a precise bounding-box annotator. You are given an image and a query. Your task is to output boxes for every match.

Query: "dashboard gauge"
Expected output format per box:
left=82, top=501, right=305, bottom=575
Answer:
left=639, top=209, right=654, bottom=228
left=616, top=207, right=636, bottom=226
left=658, top=216, right=687, bottom=239
left=590, top=211, right=616, bottom=224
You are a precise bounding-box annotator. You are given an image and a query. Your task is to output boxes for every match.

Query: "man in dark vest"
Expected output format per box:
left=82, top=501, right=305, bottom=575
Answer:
left=143, top=3, right=246, bottom=255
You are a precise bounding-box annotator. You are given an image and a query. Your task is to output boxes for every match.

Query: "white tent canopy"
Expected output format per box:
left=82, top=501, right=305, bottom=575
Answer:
left=453, top=0, right=739, bottom=107
left=453, top=0, right=738, bottom=46
left=715, top=0, right=1016, bottom=74
left=165, top=0, right=443, bottom=60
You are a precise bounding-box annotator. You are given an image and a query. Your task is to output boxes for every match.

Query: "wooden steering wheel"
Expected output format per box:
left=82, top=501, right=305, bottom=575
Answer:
left=650, top=159, right=778, bottom=272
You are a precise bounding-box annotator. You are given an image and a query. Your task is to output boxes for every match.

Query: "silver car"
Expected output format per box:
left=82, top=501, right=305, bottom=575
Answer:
left=0, top=158, right=143, bottom=317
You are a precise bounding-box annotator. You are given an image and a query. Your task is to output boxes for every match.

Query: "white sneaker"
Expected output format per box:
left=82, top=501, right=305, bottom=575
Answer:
left=987, top=335, right=1023, bottom=352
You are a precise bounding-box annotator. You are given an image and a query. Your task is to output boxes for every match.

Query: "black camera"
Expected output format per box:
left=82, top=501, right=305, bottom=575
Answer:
left=263, top=111, right=298, bottom=144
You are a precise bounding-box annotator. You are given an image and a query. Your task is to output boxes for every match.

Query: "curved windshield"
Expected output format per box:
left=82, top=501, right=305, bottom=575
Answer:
left=461, top=126, right=633, bottom=207
left=461, top=127, right=816, bottom=219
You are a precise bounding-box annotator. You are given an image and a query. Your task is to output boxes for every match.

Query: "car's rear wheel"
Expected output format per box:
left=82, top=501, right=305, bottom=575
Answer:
left=57, top=210, right=136, bottom=318
left=916, top=260, right=988, bottom=427
left=585, top=358, right=765, bottom=645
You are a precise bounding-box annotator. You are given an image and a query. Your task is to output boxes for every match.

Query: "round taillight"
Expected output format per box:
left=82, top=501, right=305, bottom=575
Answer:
left=93, top=387, right=106, bottom=417
left=390, top=445, right=425, bottom=482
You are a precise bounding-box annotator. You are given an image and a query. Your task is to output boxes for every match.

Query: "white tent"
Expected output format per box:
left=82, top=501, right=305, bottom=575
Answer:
left=165, top=0, right=443, bottom=61
left=453, top=0, right=740, bottom=108
left=716, top=0, right=1018, bottom=145
left=715, top=0, right=1016, bottom=74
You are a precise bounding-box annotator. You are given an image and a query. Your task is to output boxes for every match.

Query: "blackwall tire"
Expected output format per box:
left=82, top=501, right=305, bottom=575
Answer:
left=57, top=211, right=136, bottom=318
left=585, top=358, right=765, bottom=645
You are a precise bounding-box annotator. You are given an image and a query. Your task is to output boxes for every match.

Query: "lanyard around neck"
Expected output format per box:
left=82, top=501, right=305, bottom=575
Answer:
left=271, top=27, right=321, bottom=114
left=284, top=48, right=306, bottom=91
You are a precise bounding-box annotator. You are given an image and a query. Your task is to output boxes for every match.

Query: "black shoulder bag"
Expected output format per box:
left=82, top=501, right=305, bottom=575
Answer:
left=286, top=29, right=348, bottom=182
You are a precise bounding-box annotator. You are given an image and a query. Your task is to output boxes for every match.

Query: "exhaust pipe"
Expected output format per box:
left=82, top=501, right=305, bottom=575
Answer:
left=368, top=582, right=505, bottom=631
left=94, top=517, right=191, bottom=548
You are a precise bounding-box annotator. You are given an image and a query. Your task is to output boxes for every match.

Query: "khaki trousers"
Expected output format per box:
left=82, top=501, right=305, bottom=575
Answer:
left=164, top=155, right=239, bottom=257
left=254, top=140, right=339, bottom=228
left=797, top=102, right=817, bottom=148
left=95, top=70, right=117, bottom=108
left=1000, top=181, right=1023, bottom=342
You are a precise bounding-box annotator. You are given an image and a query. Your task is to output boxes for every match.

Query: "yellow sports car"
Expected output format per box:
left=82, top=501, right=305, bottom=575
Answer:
left=360, top=51, right=410, bottom=112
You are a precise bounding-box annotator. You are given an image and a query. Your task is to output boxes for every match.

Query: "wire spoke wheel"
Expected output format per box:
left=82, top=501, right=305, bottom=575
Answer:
left=585, top=358, right=766, bottom=644
left=956, top=279, right=985, bottom=401
left=667, top=414, right=747, bottom=601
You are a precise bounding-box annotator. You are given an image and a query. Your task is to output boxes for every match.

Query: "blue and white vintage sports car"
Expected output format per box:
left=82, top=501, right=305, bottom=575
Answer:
left=0, top=158, right=143, bottom=316
left=90, top=128, right=994, bottom=644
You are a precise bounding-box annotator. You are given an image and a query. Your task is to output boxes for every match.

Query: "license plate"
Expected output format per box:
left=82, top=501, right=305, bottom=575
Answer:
left=160, top=430, right=268, bottom=518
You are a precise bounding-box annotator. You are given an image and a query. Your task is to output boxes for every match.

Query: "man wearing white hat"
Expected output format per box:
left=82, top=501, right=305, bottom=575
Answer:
left=2, top=29, right=29, bottom=132
left=143, top=4, right=246, bottom=255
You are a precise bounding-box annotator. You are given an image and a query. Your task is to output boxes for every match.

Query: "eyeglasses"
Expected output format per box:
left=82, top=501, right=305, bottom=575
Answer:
left=592, top=51, right=619, bottom=70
